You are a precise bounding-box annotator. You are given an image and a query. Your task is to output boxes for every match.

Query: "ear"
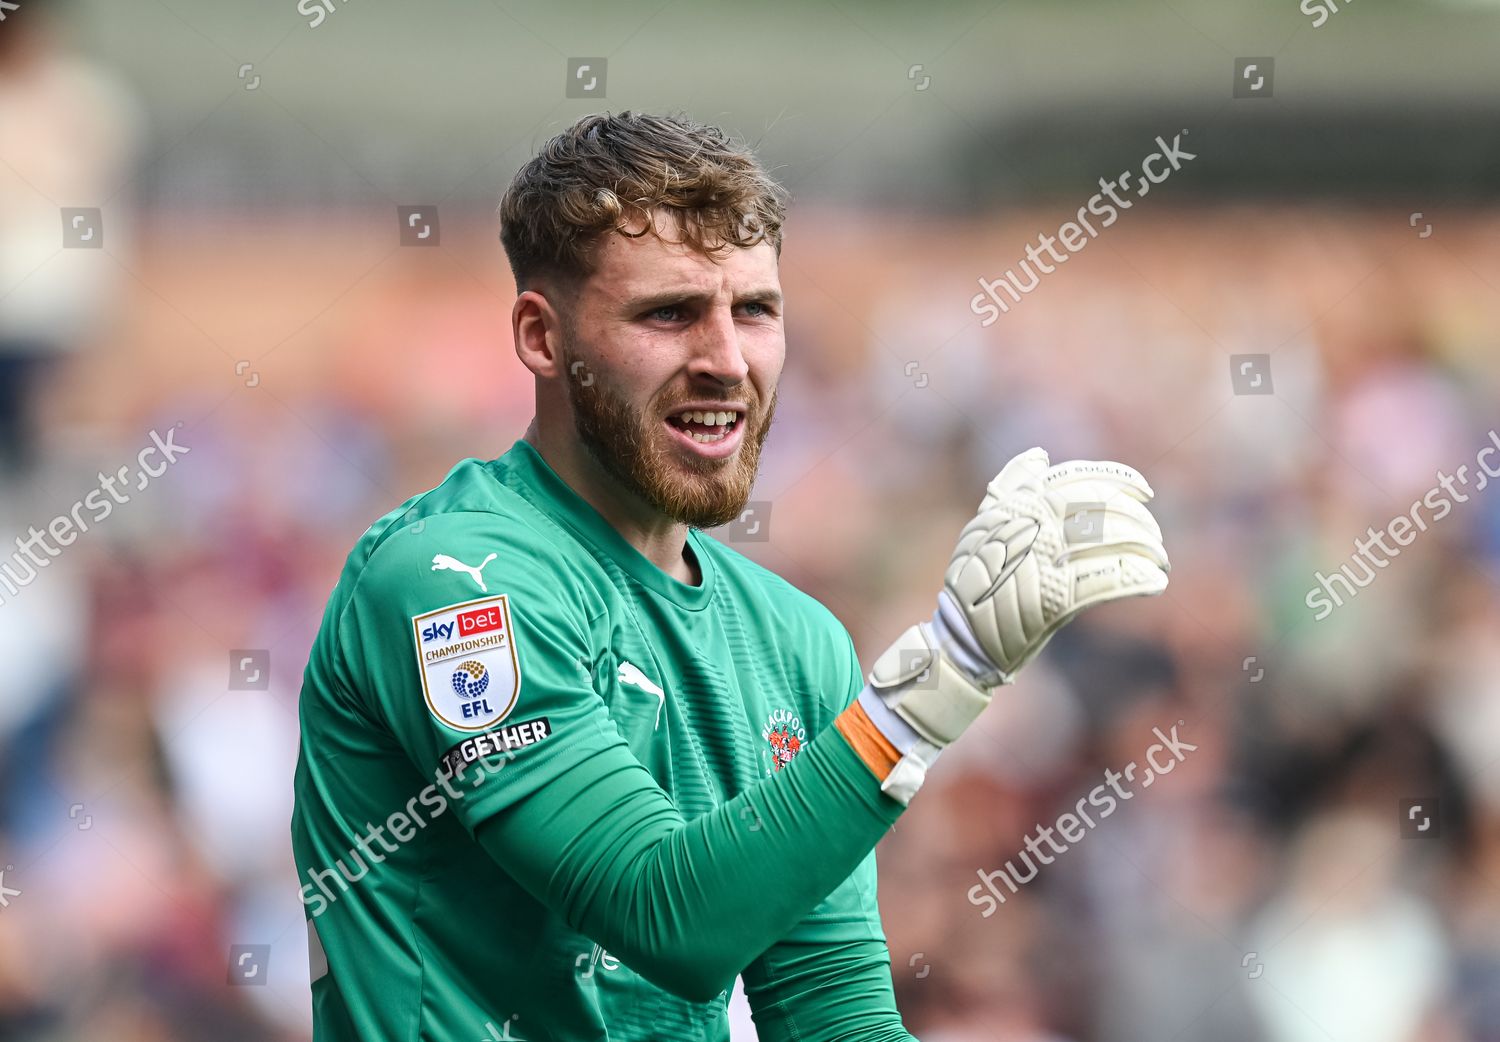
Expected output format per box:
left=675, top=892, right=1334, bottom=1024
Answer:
left=513, top=289, right=565, bottom=379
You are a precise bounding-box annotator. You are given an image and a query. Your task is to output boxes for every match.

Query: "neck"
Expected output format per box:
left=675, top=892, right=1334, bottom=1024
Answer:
left=522, top=418, right=700, bottom=585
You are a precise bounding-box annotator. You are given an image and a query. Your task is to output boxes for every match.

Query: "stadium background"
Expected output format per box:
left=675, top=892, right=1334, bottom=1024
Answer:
left=3, top=0, right=1500, bottom=1039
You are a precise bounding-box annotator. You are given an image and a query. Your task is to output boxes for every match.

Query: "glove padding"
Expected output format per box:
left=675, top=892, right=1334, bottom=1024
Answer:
left=941, top=446, right=1170, bottom=686
left=861, top=447, right=1170, bottom=803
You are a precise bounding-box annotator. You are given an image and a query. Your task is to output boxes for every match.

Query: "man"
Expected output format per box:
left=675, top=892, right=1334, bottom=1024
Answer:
left=291, top=110, right=1170, bottom=1041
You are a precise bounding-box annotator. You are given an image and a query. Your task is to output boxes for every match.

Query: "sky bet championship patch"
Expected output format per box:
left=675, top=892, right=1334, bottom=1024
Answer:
left=411, top=595, right=521, bottom=732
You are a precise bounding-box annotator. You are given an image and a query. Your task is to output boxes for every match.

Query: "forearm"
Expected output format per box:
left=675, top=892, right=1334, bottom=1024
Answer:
left=476, top=702, right=906, bottom=1002
left=746, top=936, right=917, bottom=1042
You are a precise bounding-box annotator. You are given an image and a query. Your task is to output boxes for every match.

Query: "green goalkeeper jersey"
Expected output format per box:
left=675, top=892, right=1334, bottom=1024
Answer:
left=290, top=437, right=915, bottom=1042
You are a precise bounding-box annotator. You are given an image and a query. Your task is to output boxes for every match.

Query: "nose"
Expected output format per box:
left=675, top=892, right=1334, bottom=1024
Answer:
left=686, top=306, right=749, bottom=387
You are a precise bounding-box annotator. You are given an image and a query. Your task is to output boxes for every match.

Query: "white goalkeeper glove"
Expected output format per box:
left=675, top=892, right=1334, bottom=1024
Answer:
left=859, top=447, right=1171, bottom=802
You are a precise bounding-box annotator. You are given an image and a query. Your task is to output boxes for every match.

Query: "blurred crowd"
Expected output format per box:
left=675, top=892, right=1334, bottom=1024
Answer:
left=862, top=219, right=1500, bottom=1042
left=4, top=12, right=1500, bottom=1042
left=2, top=199, right=1497, bottom=1042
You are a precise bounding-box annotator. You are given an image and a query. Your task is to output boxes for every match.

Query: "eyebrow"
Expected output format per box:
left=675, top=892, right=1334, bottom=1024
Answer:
left=621, top=287, right=783, bottom=313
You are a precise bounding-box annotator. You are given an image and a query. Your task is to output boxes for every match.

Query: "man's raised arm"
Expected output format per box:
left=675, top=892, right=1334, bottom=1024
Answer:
left=343, top=448, right=1169, bottom=1005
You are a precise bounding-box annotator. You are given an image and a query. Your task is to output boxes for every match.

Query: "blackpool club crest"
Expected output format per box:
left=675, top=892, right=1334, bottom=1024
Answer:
left=762, top=708, right=807, bottom=772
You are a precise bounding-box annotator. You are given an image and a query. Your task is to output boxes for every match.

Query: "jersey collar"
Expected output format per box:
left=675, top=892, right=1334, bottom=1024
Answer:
left=498, top=438, right=717, bottom=611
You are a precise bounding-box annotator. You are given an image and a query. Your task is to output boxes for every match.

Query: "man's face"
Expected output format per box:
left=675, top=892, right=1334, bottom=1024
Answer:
left=556, top=209, right=785, bottom=529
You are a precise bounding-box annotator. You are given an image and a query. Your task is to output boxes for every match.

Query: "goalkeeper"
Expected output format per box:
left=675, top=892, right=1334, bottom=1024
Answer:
left=290, top=110, right=1170, bottom=1042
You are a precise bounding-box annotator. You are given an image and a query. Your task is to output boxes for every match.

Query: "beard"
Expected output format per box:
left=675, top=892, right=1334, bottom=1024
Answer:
left=563, top=346, right=777, bottom=530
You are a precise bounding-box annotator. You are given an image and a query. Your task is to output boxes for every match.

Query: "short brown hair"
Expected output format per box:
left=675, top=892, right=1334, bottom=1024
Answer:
left=498, top=111, right=788, bottom=294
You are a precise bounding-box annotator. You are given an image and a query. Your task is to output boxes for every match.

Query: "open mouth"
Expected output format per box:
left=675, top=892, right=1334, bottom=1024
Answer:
left=662, top=406, right=748, bottom=460
left=665, top=408, right=742, bottom=445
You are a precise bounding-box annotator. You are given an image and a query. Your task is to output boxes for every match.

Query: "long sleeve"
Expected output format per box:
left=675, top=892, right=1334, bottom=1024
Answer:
left=473, top=717, right=904, bottom=1004
left=741, top=846, right=917, bottom=1041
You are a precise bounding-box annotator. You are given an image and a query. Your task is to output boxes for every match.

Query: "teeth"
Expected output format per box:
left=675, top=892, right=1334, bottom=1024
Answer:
left=674, top=409, right=738, bottom=429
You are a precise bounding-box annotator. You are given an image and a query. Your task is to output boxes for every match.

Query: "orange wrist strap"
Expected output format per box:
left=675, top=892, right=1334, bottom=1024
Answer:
left=833, top=699, right=902, bottom=782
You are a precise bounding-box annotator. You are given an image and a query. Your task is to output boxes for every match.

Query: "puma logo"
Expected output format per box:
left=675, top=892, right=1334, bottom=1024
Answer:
left=618, top=660, right=665, bottom=729
left=431, top=553, right=497, bottom=592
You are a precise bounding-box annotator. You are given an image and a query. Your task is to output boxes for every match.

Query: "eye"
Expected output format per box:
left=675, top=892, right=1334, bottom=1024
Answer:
left=647, top=304, right=685, bottom=323
left=739, top=300, right=776, bottom=318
